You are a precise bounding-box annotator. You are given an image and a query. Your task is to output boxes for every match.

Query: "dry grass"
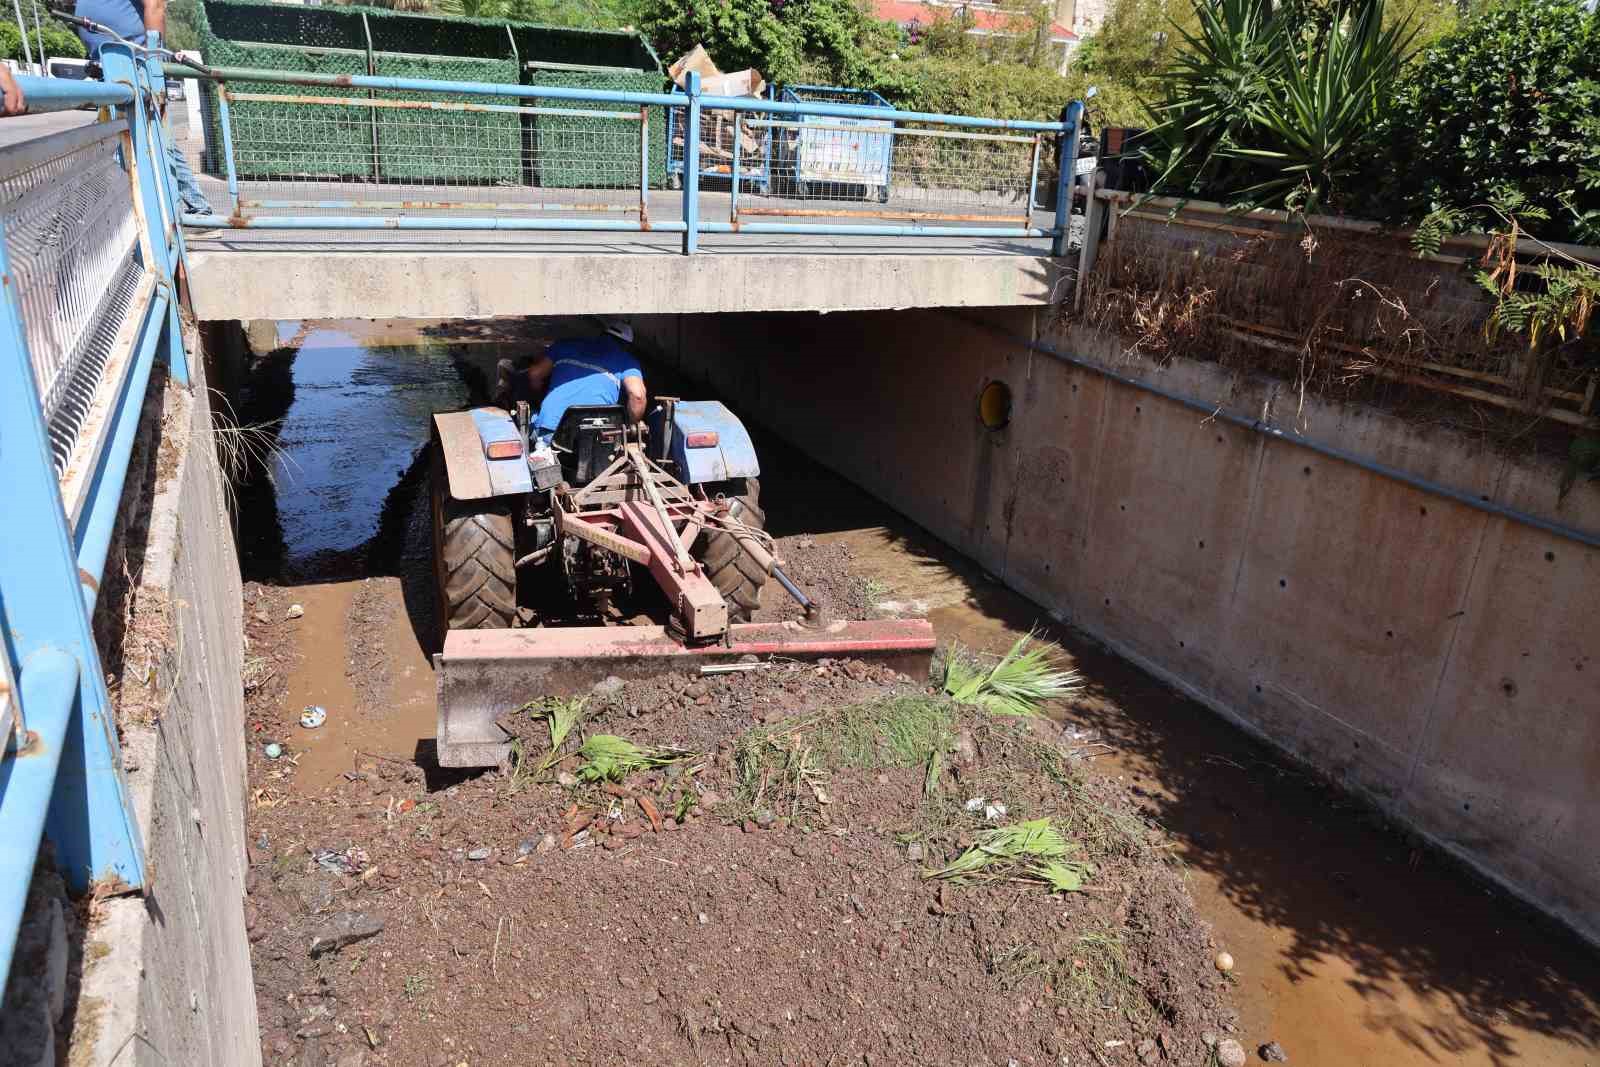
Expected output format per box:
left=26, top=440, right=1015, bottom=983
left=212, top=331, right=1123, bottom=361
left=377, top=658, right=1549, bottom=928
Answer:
left=1069, top=211, right=1596, bottom=437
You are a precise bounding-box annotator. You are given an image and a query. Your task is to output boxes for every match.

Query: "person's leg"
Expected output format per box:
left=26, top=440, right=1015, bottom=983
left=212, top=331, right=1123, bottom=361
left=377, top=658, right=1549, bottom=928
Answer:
left=165, top=138, right=213, bottom=215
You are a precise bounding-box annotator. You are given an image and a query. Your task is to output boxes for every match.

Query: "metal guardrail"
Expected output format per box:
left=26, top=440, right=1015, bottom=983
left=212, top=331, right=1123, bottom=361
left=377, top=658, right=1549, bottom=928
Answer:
left=172, top=62, right=1086, bottom=256
left=0, top=45, right=193, bottom=989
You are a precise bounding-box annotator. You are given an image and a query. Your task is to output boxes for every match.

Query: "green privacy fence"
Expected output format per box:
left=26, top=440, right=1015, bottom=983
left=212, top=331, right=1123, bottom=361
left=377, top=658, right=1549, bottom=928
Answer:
left=195, top=0, right=664, bottom=187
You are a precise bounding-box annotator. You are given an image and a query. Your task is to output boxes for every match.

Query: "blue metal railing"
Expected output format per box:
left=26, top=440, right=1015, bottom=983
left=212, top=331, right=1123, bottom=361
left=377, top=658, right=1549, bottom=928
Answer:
left=0, top=45, right=193, bottom=987
left=169, top=62, right=1085, bottom=255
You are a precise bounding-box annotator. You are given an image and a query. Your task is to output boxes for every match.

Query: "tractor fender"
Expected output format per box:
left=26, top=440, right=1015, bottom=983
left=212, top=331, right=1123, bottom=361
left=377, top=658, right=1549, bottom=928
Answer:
left=432, top=408, right=532, bottom=501
left=671, top=401, right=760, bottom=485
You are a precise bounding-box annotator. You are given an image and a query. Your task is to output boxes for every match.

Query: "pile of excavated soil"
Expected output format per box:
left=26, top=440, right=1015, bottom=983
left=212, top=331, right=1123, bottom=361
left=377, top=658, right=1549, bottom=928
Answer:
left=750, top=534, right=872, bottom=623
left=242, top=591, right=1237, bottom=1067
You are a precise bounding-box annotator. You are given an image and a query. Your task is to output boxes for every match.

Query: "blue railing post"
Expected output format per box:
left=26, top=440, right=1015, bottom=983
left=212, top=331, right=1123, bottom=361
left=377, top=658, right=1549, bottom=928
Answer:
left=0, top=227, right=147, bottom=906
left=1052, top=100, right=1084, bottom=258
left=682, top=70, right=701, bottom=255
left=103, top=44, right=190, bottom=387
left=141, top=56, right=194, bottom=391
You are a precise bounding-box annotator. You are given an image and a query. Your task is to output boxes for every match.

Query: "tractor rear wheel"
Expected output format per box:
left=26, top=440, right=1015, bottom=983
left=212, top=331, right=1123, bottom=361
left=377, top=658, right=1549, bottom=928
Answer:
left=694, top=477, right=769, bottom=622
left=430, top=442, right=517, bottom=632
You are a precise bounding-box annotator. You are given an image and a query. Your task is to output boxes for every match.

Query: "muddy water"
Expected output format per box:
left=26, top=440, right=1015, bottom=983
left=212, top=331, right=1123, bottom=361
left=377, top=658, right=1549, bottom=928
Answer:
left=241, top=321, right=478, bottom=577
left=244, top=319, right=1599, bottom=1067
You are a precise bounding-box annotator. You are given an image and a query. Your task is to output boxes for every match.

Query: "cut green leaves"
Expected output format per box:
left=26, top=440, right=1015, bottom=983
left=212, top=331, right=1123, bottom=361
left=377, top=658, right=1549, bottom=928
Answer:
left=927, top=818, right=1094, bottom=893
left=943, top=632, right=1082, bottom=717
left=577, top=734, right=694, bottom=783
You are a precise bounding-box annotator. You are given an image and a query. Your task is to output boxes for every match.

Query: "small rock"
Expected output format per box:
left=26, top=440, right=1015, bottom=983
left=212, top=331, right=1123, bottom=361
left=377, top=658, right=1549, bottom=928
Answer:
left=1259, top=1041, right=1288, bottom=1063
left=592, top=675, right=626, bottom=697
left=516, top=840, right=537, bottom=857
left=603, top=835, right=624, bottom=851
left=1200, top=1031, right=1219, bottom=1048
left=906, top=842, right=924, bottom=863
left=1135, top=1038, right=1157, bottom=1064
left=1216, top=1039, right=1248, bottom=1067
left=556, top=771, right=579, bottom=788
left=641, top=989, right=660, bottom=1005
left=466, top=847, right=492, bottom=861
left=752, top=808, right=777, bottom=829
left=742, top=820, right=759, bottom=834
left=698, top=790, right=722, bottom=809
left=308, top=912, right=384, bottom=957
left=286, top=603, right=305, bottom=620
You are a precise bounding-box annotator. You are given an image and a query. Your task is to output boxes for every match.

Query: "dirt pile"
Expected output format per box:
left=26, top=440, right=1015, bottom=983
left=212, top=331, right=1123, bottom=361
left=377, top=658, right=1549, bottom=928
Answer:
left=751, top=534, right=873, bottom=623
left=242, top=611, right=1236, bottom=1067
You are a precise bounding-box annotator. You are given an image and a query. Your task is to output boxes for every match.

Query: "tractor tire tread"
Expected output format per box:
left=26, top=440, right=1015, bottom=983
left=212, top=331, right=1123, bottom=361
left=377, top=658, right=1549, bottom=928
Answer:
left=694, top=477, right=768, bottom=623
left=433, top=450, right=517, bottom=632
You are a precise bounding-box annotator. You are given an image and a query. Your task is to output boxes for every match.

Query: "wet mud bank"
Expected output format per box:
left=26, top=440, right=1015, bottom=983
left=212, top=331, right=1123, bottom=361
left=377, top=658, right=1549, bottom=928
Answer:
left=221, top=319, right=1242, bottom=1065
left=630, top=307, right=1600, bottom=1067
left=225, top=316, right=1598, bottom=1067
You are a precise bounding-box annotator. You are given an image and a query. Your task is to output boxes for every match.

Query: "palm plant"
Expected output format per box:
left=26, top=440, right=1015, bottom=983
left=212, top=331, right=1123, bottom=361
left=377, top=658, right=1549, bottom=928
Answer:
left=1143, top=0, right=1418, bottom=213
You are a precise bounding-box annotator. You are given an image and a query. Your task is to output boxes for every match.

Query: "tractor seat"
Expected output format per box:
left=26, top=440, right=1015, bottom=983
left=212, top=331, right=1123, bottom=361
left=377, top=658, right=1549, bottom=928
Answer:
left=552, top=405, right=627, bottom=487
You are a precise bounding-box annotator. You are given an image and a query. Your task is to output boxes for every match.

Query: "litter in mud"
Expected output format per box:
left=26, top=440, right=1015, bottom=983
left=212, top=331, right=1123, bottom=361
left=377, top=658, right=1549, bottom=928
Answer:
left=299, top=705, right=326, bottom=729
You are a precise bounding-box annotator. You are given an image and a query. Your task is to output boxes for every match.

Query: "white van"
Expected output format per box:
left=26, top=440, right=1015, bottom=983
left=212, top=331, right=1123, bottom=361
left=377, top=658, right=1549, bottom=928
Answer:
left=47, top=58, right=93, bottom=81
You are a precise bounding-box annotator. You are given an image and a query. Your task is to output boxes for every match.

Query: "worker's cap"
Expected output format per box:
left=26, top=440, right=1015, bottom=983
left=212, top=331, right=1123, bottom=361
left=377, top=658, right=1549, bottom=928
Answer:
left=597, top=317, right=634, bottom=344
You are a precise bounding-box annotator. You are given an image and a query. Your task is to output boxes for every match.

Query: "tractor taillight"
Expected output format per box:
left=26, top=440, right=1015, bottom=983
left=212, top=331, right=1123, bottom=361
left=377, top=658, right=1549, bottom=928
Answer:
left=684, top=431, right=719, bottom=448
left=485, top=440, right=523, bottom=460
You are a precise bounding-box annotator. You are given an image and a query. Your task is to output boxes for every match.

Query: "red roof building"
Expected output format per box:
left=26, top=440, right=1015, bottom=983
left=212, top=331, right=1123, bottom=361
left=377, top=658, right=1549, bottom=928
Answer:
left=872, top=0, right=1080, bottom=70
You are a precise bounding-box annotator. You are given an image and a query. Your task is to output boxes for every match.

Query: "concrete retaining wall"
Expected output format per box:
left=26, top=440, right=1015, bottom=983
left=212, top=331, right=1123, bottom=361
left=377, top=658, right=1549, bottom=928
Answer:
left=633, top=307, right=1600, bottom=945
left=74, top=349, right=260, bottom=1065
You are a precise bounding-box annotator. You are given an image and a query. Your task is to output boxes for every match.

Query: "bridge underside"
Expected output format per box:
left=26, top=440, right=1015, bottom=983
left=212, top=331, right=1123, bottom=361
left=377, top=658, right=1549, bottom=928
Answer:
left=183, top=232, right=1063, bottom=321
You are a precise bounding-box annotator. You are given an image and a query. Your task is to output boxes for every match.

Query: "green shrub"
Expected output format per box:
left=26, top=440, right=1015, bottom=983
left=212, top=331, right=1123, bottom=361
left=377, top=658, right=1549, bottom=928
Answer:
left=1382, top=0, right=1600, bottom=244
left=0, top=20, right=89, bottom=63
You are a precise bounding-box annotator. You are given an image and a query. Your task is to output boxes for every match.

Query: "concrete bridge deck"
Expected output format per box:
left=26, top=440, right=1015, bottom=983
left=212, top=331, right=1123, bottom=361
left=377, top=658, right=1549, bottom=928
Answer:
left=183, top=223, right=1064, bottom=320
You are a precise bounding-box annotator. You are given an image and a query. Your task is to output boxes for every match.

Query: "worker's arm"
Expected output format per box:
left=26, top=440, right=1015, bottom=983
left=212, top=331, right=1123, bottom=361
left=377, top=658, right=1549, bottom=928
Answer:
left=143, top=0, right=167, bottom=37
left=0, top=68, right=24, bottom=117
left=621, top=375, right=646, bottom=424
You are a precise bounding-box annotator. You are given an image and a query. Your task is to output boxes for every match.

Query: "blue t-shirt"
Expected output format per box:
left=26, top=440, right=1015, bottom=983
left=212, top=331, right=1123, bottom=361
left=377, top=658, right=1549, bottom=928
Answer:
left=74, top=0, right=148, bottom=57
left=535, top=336, right=643, bottom=435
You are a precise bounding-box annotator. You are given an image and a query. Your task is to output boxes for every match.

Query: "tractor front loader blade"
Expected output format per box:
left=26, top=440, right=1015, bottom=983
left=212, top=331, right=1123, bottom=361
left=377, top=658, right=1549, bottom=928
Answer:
left=433, top=618, right=937, bottom=768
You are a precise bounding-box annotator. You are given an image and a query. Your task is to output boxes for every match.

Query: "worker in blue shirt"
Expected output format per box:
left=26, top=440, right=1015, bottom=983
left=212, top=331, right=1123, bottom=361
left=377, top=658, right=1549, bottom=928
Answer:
left=495, top=319, right=646, bottom=446
left=73, top=0, right=213, bottom=215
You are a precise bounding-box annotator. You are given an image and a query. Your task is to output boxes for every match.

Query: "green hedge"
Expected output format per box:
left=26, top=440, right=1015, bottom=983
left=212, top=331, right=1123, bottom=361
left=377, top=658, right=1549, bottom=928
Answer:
left=1378, top=0, right=1600, bottom=244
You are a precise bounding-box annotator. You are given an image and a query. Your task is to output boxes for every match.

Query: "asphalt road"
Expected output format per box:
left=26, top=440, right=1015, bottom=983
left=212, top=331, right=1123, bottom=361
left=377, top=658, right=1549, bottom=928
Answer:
left=0, top=109, right=96, bottom=148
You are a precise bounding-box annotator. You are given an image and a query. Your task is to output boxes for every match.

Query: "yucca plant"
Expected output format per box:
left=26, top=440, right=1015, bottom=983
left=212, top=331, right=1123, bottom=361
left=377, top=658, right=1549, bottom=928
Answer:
left=1144, top=0, right=1418, bottom=213
left=943, top=632, right=1083, bottom=717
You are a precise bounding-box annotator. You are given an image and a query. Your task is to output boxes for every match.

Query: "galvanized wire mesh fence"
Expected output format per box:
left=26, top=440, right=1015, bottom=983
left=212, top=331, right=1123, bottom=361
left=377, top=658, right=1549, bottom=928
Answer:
left=734, top=115, right=1042, bottom=224
left=0, top=122, right=142, bottom=474
left=216, top=87, right=1046, bottom=230
left=227, top=87, right=664, bottom=219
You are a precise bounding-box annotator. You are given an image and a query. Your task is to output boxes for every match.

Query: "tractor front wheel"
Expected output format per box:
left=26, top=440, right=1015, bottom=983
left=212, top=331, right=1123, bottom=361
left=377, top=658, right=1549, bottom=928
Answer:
left=430, top=442, right=517, bottom=632
left=694, top=477, right=769, bottom=622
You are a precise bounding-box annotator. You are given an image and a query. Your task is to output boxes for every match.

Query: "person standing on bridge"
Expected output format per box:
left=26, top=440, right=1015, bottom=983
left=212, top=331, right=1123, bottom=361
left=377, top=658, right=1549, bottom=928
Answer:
left=72, top=0, right=212, bottom=215
left=495, top=318, right=647, bottom=448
